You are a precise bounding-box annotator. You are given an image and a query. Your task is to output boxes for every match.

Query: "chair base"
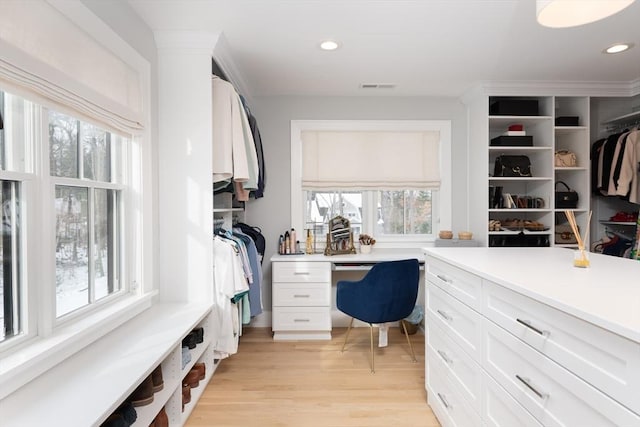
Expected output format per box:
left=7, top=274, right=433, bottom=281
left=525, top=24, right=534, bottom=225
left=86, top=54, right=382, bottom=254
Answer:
left=341, top=319, right=417, bottom=373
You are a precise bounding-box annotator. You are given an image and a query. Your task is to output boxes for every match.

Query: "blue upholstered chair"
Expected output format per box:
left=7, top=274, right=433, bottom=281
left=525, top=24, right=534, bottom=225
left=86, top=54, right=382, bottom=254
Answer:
left=336, top=258, right=420, bottom=373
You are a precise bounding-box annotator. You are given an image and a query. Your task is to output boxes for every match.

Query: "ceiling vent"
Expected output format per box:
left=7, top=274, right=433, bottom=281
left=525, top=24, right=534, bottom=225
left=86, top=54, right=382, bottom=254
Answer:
left=359, top=83, right=396, bottom=89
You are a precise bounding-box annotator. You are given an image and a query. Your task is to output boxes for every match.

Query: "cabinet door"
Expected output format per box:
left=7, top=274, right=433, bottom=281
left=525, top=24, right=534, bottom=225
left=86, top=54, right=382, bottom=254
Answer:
left=483, top=318, right=640, bottom=427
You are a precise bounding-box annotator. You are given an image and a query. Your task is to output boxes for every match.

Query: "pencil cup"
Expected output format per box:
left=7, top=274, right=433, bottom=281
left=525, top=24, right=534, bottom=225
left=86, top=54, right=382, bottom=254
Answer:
left=573, top=249, right=590, bottom=268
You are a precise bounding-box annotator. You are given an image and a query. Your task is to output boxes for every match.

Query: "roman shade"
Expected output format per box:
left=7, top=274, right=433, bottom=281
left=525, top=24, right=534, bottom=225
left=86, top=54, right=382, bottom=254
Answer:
left=301, top=130, right=441, bottom=190
left=0, top=1, right=145, bottom=134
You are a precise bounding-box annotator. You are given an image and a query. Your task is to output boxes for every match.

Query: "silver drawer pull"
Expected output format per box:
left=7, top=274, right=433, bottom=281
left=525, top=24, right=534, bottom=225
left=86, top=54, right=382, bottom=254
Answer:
left=437, top=309, right=453, bottom=321
left=516, top=374, right=549, bottom=400
left=293, top=319, right=310, bottom=322
left=293, top=294, right=310, bottom=298
left=437, top=349, right=453, bottom=365
left=516, top=318, right=550, bottom=337
left=437, top=392, right=452, bottom=410
left=436, top=274, right=452, bottom=283
left=294, top=272, right=310, bottom=275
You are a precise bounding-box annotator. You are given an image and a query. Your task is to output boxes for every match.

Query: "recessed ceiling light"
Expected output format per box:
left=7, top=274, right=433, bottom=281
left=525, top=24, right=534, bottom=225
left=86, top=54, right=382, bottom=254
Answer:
left=320, top=40, right=339, bottom=51
left=604, top=43, right=634, bottom=54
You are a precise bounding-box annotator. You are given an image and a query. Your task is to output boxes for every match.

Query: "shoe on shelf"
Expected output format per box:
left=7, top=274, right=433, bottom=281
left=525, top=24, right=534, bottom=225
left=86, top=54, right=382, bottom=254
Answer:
left=182, top=346, right=192, bottom=369
left=129, top=375, right=154, bottom=407
left=182, top=383, right=191, bottom=410
left=151, top=365, right=164, bottom=392
left=182, top=332, right=197, bottom=349
left=193, top=327, right=204, bottom=344
left=193, top=362, right=206, bottom=380
left=151, top=407, right=169, bottom=427
left=99, top=413, right=129, bottom=427
left=183, top=367, right=201, bottom=388
left=117, top=401, right=137, bottom=425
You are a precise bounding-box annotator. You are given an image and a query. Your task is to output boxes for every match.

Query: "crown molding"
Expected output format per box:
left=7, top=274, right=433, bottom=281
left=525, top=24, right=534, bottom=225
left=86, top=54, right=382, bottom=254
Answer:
left=462, top=80, right=638, bottom=101
left=212, top=33, right=253, bottom=106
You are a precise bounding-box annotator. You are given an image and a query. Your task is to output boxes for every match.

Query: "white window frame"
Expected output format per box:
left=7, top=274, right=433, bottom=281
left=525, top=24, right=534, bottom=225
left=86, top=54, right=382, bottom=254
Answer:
left=291, top=120, right=452, bottom=247
left=0, top=2, right=154, bottom=399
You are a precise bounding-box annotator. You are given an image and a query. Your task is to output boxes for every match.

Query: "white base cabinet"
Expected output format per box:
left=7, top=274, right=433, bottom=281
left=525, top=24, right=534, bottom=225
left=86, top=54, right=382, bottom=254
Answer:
left=424, top=248, right=640, bottom=427
left=272, top=260, right=332, bottom=340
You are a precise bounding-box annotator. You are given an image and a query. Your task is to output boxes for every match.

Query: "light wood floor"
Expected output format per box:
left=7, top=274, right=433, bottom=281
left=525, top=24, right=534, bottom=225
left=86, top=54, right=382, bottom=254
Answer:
left=185, top=327, right=441, bottom=427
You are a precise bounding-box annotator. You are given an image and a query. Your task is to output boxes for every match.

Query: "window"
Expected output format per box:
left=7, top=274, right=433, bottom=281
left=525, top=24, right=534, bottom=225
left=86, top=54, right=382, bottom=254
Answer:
left=293, top=120, right=451, bottom=245
left=0, top=89, right=132, bottom=345
left=49, top=111, right=124, bottom=318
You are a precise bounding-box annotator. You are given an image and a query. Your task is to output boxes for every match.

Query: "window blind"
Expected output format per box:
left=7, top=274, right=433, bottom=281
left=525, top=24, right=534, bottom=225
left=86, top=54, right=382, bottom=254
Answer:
left=0, top=1, right=144, bottom=134
left=301, top=130, right=441, bottom=190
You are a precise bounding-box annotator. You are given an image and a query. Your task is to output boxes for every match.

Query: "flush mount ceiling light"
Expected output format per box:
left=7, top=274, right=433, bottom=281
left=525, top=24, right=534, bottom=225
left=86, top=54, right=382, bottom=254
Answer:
left=604, top=43, right=634, bottom=54
left=319, top=40, right=339, bottom=51
left=536, top=0, right=636, bottom=28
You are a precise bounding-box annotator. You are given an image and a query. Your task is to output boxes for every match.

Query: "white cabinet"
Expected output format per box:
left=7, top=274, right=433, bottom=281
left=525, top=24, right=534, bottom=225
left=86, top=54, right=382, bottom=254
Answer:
left=271, top=260, right=332, bottom=340
left=424, top=249, right=640, bottom=427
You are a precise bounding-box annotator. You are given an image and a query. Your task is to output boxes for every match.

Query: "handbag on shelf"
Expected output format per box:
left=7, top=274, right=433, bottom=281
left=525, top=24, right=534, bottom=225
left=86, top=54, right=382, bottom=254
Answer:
left=555, top=181, right=579, bottom=208
left=493, top=155, right=532, bottom=177
left=555, top=150, right=577, bottom=167
left=555, top=223, right=578, bottom=244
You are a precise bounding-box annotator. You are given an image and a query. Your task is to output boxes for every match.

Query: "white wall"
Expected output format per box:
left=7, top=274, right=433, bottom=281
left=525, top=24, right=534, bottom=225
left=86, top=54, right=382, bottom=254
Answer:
left=244, top=95, right=468, bottom=320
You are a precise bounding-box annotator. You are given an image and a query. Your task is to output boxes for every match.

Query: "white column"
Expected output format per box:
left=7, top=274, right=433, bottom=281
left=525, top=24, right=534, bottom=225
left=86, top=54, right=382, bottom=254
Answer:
left=155, top=31, right=218, bottom=303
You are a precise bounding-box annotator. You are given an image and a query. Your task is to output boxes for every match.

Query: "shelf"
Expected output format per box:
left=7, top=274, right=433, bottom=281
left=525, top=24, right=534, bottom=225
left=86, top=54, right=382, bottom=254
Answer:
left=489, top=177, right=553, bottom=181
left=489, top=209, right=551, bottom=213
left=554, top=167, right=587, bottom=171
left=213, top=207, right=244, bottom=213
left=489, top=147, right=552, bottom=153
left=600, top=221, right=637, bottom=226
left=602, top=110, right=640, bottom=126
left=489, top=115, right=553, bottom=127
left=554, top=126, right=588, bottom=134
left=488, top=230, right=551, bottom=235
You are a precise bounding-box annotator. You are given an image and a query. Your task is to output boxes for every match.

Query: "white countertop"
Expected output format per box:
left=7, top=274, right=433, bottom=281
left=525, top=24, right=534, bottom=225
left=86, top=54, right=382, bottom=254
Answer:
left=424, top=247, right=640, bottom=343
left=271, top=248, right=425, bottom=263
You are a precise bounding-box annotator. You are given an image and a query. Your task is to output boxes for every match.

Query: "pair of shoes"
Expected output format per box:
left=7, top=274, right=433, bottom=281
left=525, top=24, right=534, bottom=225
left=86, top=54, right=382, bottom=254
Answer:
left=193, top=327, right=204, bottom=344
left=193, top=362, right=206, bottom=380
left=181, top=346, right=192, bottom=369
left=524, top=220, right=545, bottom=231
left=128, top=364, right=164, bottom=407
left=151, top=365, right=164, bottom=392
left=129, top=375, right=154, bottom=407
left=149, top=407, right=169, bottom=427
left=182, top=383, right=191, bottom=412
left=489, top=220, right=502, bottom=231
left=182, top=327, right=205, bottom=349
left=183, top=366, right=201, bottom=388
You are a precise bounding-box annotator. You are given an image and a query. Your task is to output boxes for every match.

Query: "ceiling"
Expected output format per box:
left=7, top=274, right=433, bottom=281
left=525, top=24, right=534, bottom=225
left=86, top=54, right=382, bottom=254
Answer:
left=127, top=0, right=640, bottom=98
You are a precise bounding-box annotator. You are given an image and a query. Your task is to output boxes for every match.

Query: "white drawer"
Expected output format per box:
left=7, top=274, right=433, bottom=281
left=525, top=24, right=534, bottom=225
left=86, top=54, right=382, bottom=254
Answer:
left=483, top=371, right=543, bottom=427
left=272, top=282, right=330, bottom=306
left=483, top=318, right=640, bottom=427
left=427, top=362, right=481, bottom=427
left=427, top=320, right=482, bottom=416
left=272, top=261, right=331, bottom=283
left=272, top=306, right=331, bottom=331
left=427, top=284, right=482, bottom=362
left=426, top=256, right=482, bottom=311
left=483, top=279, right=640, bottom=415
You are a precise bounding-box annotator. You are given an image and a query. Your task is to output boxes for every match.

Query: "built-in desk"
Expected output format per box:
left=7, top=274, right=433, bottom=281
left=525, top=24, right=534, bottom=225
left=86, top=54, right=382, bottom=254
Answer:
left=270, top=250, right=425, bottom=340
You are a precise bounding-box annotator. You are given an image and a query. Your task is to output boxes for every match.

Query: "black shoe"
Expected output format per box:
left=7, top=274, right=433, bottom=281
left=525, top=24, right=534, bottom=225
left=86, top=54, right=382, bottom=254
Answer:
left=193, top=327, right=204, bottom=344
left=182, top=332, right=196, bottom=349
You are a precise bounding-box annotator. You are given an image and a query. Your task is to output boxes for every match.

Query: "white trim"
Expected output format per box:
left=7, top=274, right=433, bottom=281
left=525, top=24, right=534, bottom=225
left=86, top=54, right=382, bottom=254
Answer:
left=290, top=120, right=452, bottom=244
left=463, top=80, right=638, bottom=100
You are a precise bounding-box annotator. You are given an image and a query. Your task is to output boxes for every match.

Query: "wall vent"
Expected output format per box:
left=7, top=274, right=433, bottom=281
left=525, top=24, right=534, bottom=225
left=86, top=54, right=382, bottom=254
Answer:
left=359, top=83, right=396, bottom=89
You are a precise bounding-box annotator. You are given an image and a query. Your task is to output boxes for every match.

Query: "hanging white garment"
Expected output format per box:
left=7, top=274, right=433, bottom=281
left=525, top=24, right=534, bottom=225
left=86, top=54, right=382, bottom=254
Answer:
left=212, top=236, right=250, bottom=359
left=615, top=130, right=640, bottom=204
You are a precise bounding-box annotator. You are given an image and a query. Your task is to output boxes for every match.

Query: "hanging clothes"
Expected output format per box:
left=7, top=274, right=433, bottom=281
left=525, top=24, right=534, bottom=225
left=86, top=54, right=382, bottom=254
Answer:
left=233, top=227, right=263, bottom=317
left=593, top=128, right=640, bottom=204
left=212, top=76, right=259, bottom=193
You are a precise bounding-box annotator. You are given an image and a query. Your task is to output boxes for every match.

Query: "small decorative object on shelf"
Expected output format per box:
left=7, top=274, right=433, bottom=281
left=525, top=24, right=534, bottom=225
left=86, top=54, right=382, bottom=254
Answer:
left=358, top=233, right=376, bottom=254
left=564, top=210, right=592, bottom=268
left=439, top=230, right=453, bottom=239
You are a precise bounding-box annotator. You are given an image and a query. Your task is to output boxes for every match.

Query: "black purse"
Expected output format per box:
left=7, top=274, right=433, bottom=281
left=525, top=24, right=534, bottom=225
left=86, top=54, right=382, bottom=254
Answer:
left=555, top=181, right=579, bottom=208
left=493, top=155, right=532, bottom=177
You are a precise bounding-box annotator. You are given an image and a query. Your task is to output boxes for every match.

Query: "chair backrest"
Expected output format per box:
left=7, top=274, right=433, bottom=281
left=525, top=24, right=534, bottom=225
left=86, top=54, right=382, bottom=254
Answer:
left=336, top=258, right=420, bottom=324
